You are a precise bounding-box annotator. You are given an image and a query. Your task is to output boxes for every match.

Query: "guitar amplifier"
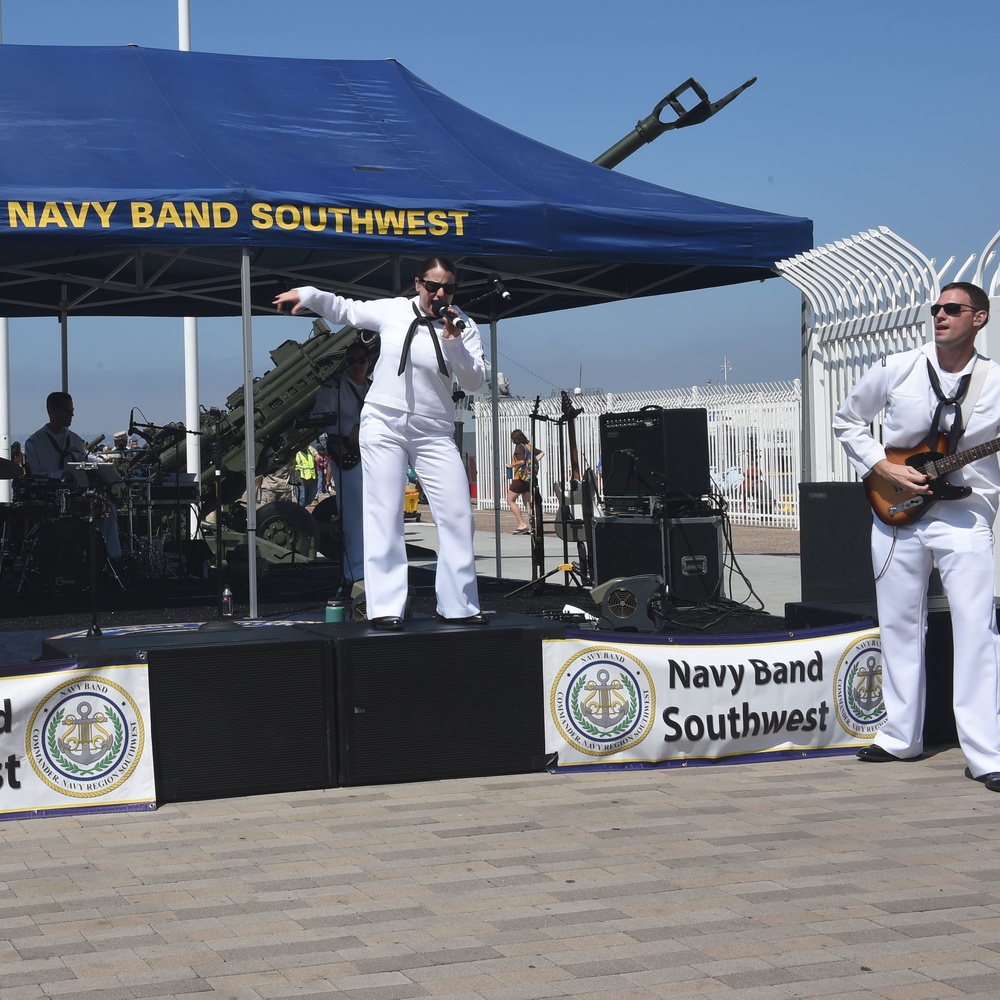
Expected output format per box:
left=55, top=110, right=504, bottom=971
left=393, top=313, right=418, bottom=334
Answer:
left=600, top=408, right=710, bottom=511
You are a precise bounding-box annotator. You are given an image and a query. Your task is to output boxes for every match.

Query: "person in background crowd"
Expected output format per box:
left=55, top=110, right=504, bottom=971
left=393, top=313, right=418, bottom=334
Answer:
left=256, top=453, right=296, bottom=505
left=274, top=256, right=487, bottom=630
left=295, top=445, right=318, bottom=507
left=506, top=428, right=542, bottom=534
left=313, top=445, right=331, bottom=496
left=107, top=430, right=133, bottom=478
left=10, top=441, right=28, bottom=477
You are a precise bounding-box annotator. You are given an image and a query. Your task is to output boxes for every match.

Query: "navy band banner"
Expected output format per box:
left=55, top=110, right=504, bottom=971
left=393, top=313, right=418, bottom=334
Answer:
left=543, top=626, right=885, bottom=767
left=0, top=660, right=156, bottom=821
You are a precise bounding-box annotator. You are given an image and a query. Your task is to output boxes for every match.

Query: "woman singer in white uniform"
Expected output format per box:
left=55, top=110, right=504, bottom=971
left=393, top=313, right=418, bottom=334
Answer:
left=274, top=257, right=488, bottom=630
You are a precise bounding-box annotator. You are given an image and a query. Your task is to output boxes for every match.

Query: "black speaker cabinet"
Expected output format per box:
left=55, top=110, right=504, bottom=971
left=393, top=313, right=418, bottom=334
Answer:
left=593, top=515, right=722, bottom=603
left=600, top=408, right=710, bottom=506
left=40, top=626, right=334, bottom=803
left=325, top=616, right=564, bottom=786
left=799, top=482, right=876, bottom=602
left=593, top=515, right=664, bottom=585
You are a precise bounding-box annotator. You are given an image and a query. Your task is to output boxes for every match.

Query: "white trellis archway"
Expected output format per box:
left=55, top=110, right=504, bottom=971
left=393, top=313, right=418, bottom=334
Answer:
left=777, top=225, right=1000, bottom=483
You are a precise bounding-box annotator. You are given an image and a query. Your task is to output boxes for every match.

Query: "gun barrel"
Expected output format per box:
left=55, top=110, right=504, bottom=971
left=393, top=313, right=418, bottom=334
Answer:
left=592, top=76, right=756, bottom=170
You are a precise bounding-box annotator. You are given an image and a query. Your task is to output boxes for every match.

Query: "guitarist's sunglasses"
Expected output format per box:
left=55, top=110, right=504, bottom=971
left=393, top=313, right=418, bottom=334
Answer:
left=931, top=302, right=983, bottom=317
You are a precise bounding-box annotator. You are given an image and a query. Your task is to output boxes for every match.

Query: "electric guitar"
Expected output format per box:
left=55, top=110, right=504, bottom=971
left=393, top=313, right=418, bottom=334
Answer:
left=865, top=432, right=1000, bottom=527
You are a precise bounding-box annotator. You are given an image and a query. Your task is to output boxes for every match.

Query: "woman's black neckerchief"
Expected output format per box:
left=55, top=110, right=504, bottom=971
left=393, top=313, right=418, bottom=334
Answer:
left=397, top=301, right=449, bottom=377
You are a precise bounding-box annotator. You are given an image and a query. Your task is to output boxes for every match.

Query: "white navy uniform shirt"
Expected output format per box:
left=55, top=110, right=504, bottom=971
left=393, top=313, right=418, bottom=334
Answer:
left=296, top=287, right=487, bottom=421
left=24, top=425, right=87, bottom=477
left=833, top=343, right=1000, bottom=522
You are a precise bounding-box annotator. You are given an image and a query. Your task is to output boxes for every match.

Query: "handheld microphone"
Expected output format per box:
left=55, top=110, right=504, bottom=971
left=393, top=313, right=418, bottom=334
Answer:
left=490, top=274, right=512, bottom=301
left=433, top=301, right=466, bottom=331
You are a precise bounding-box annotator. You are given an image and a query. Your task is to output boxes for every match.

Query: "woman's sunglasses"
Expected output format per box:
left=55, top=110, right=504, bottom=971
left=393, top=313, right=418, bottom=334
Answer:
left=418, top=278, right=458, bottom=295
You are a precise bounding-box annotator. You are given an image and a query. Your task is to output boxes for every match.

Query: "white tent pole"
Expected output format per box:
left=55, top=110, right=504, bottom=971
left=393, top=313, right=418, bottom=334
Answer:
left=241, top=248, right=258, bottom=618
left=178, top=0, right=200, bottom=538
left=178, top=0, right=190, bottom=49
left=489, top=307, right=502, bottom=578
left=183, top=318, right=201, bottom=535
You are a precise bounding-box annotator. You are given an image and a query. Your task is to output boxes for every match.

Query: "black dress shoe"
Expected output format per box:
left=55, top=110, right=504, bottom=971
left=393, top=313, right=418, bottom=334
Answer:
left=964, top=767, right=1000, bottom=791
left=856, top=744, right=918, bottom=763
left=370, top=615, right=404, bottom=631
left=435, top=612, right=490, bottom=626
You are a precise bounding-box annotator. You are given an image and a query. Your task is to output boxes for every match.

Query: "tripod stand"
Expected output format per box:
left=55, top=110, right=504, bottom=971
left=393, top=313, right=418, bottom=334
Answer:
left=508, top=394, right=592, bottom=597
left=200, top=414, right=239, bottom=630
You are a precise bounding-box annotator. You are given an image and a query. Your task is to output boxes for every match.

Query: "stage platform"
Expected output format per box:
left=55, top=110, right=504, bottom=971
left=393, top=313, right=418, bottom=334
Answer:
left=2, top=515, right=794, bottom=665
left=41, top=613, right=566, bottom=803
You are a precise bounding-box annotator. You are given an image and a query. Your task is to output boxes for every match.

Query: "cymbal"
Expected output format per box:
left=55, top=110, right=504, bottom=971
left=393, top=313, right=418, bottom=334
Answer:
left=0, top=457, right=23, bottom=480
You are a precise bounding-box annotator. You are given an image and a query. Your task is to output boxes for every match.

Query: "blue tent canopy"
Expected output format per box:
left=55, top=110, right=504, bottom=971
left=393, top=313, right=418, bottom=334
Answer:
left=0, top=44, right=812, bottom=319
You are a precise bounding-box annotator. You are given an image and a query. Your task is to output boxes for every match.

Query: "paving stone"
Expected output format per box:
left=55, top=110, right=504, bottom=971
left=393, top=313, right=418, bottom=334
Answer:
left=7, top=747, right=1000, bottom=998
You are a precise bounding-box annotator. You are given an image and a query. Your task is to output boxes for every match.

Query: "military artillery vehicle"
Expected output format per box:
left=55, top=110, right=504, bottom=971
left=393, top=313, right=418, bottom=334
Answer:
left=134, top=319, right=374, bottom=571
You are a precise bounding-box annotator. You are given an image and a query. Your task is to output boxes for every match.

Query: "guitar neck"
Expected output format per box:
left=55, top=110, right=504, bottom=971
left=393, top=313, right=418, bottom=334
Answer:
left=560, top=390, right=582, bottom=481
left=931, top=436, right=1000, bottom=477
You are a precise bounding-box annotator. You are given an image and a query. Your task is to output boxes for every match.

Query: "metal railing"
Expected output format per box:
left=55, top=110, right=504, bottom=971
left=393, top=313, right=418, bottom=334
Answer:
left=777, top=226, right=1000, bottom=483
left=474, top=382, right=802, bottom=528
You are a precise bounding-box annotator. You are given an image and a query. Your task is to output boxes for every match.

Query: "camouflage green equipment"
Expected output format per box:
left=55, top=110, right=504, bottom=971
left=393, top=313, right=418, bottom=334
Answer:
left=144, top=319, right=376, bottom=566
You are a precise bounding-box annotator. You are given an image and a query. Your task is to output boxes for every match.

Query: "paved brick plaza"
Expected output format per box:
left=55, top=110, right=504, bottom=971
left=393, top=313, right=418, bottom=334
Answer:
left=3, top=747, right=1000, bottom=999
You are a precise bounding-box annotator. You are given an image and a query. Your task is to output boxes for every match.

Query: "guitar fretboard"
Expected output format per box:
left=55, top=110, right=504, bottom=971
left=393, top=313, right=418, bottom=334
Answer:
left=930, top=437, right=1000, bottom=477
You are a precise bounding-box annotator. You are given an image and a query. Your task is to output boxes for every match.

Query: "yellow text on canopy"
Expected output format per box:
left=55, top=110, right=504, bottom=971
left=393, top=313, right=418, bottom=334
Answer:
left=4, top=201, right=470, bottom=236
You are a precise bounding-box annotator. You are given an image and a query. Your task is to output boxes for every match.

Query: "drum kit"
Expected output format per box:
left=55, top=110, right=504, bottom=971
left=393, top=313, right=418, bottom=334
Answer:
left=0, top=457, right=190, bottom=594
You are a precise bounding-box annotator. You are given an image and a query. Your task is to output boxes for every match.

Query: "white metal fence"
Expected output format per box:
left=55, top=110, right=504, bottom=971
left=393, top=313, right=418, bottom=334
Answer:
left=473, top=382, right=802, bottom=528
left=777, top=226, right=1000, bottom=483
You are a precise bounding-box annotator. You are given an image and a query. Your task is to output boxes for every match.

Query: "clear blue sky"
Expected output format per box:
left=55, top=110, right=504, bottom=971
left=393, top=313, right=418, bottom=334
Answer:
left=3, top=0, right=998, bottom=442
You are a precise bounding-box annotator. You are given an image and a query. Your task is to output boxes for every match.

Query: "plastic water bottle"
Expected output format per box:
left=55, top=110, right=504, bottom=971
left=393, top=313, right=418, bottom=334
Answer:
left=222, top=587, right=234, bottom=617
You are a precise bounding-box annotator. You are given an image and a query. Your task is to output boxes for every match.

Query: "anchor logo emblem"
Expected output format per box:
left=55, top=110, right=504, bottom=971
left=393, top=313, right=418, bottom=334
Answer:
left=58, top=701, right=113, bottom=766
left=854, top=656, right=883, bottom=714
left=579, top=668, right=629, bottom=728
left=833, top=634, right=887, bottom=738
left=551, top=646, right=655, bottom=757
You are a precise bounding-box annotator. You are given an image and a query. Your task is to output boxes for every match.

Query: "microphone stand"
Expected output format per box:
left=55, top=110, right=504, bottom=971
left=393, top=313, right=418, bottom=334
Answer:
left=200, top=413, right=239, bottom=631
left=85, top=491, right=103, bottom=639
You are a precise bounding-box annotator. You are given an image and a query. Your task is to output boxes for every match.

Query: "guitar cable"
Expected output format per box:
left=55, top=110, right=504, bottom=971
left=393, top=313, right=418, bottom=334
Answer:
left=873, top=526, right=897, bottom=584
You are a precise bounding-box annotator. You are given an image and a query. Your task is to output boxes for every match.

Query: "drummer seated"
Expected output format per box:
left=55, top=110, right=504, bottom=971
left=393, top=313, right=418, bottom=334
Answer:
left=23, top=392, right=122, bottom=562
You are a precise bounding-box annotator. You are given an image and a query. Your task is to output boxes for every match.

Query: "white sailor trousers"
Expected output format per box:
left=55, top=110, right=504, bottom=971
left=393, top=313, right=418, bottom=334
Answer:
left=872, top=508, right=1000, bottom=773
left=359, top=403, right=479, bottom=620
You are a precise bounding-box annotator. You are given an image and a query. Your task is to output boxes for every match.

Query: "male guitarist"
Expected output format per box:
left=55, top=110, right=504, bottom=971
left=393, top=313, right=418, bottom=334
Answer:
left=833, top=281, right=1000, bottom=791
left=311, top=343, right=371, bottom=584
